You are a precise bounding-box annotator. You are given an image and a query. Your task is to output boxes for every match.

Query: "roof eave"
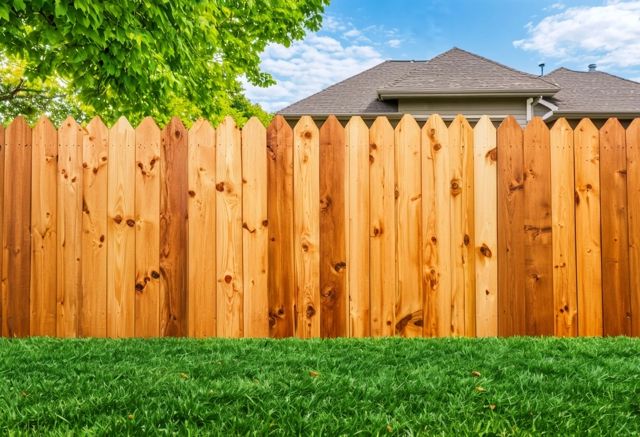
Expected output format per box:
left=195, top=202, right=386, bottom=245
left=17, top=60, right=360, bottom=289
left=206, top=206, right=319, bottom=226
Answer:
left=377, top=89, right=559, bottom=99
left=553, top=110, right=640, bottom=118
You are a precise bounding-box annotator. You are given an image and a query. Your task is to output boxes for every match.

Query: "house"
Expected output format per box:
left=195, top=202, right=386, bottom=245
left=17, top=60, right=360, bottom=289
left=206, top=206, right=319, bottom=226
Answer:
left=278, top=47, right=640, bottom=125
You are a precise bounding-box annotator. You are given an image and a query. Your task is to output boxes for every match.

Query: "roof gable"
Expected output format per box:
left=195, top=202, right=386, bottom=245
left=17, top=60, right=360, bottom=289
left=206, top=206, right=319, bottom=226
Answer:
left=377, top=47, right=559, bottom=98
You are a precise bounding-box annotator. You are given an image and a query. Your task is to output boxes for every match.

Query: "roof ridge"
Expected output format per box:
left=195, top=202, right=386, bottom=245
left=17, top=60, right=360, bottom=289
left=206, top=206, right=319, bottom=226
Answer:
left=547, top=66, right=640, bottom=86
left=278, top=60, right=391, bottom=113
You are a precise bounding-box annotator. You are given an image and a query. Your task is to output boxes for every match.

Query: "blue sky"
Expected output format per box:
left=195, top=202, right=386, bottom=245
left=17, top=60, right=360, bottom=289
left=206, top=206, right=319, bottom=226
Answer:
left=244, top=0, right=640, bottom=112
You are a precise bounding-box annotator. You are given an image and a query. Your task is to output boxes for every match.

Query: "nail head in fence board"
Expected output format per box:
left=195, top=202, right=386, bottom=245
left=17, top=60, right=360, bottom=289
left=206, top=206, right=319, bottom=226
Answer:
left=242, top=117, right=269, bottom=338
left=346, top=116, right=371, bottom=337
left=293, top=116, right=320, bottom=338
left=422, top=114, right=451, bottom=337
left=31, top=116, right=57, bottom=336
left=135, top=117, right=162, bottom=337
left=266, top=116, right=295, bottom=337
left=57, top=116, right=83, bottom=337
left=550, top=118, right=577, bottom=336
left=0, top=124, right=3, bottom=337
left=369, top=117, right=396, bottom=336
left=160, top=117, right=188, bottom=336
left=599, top=118, right=631, bottom=336
left=627, top=118, right=640, bottom=336
left=216, top=116, right=243, bottom=338
left=107, top=117, right=136, bottom=338
left=496, top=116, right=525, bottom=336
left=473, top=116, right=498, bottom=337
left=449, top=115, right=476, bottom=337
left=187, top=119, right=216, bottom=338
left=81, top=117, right=108, bottom=337
left=522, top=117, right=554, bottom=335
left=395, top=114, right=423, bottom=337
left=574, top=119, right=603, bottom=336
left=318, top=115, right=347, bottom=338
left=2, top=116, right=31, bottom=337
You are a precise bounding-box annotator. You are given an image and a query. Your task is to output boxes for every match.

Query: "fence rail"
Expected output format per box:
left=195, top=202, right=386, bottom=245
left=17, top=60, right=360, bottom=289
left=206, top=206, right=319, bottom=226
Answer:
left=1, top=114, right=639, bottom=338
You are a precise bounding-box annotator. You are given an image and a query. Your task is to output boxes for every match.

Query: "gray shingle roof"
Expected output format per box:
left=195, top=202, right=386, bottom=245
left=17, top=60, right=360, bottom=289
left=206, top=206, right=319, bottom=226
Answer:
left=544, top=67, right=640, bottom=115
left=278, top=61, right=416, bottom=115
left=378, top=48, right=559, bottom=97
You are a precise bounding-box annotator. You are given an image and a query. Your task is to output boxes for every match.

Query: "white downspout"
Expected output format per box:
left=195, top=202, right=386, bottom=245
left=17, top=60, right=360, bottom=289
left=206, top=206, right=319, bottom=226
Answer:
left=526, top=97, right=534, bottom=122
left=536, top=96, right=558, bottom=121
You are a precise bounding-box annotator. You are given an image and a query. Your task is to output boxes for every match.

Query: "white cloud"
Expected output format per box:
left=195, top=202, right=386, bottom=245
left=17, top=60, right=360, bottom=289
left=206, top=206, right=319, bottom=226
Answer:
left=548, top=2, right=565, bottom=10
left=388, top=39, right=402, bottom=48
left=514, top=1, right=640, bottom=69
left=244, top=20, right=384, bottom=112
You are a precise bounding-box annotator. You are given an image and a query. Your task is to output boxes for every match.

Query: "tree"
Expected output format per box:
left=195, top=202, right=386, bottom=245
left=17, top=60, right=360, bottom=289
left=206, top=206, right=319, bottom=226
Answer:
left=0, top=0, right=329, bottom=125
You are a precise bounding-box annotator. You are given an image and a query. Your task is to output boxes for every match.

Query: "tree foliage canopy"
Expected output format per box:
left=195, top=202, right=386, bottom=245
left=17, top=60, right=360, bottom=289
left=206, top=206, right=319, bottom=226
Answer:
left=0, top=0, right=329, bottom=125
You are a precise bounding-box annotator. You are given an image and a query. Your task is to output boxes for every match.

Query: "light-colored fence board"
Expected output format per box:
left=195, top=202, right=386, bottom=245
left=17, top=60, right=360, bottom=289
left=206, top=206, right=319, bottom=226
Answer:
left=81, top=117, right=108, bottom=337
left=293, top=116, right=320, bottom=338
left=550, top=118, right=577, bottom=336
left=2, top=114, right=640, bottom=339
left=473, top=116, right=497, bottom=337
left=369, top=117, right=396, bottom=337
left=600, top=118, right=631, bottom=336
left=346, top=116, right=370, bottom=338
left=57, top=116, right=83, bottom=338
left=574, top=119, right=603, bottom=336
left=31, top=116, right=57, bottom=336
left=242, top=117, right=269, bottom=338
left=422, top=114, right=451, bottom=337
left=266, top=116, right=295, bottom=337
left=135, top=117, right=162, bottom=337
left=216, top=116, right=243, bottom=338
left=187, top=119, right=216, bottom=338
left=2, top=117, right=31, bottom=337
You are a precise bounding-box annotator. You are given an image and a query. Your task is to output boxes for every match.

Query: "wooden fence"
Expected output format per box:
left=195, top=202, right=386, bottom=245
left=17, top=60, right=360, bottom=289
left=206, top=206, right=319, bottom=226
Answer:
left=0, top=114, right=639, bottom=338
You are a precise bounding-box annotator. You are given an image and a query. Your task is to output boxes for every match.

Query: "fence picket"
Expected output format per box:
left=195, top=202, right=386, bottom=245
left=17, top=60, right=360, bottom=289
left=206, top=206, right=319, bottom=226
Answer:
left=0, top=124, right=3, bottom=337
left=627, top=118, right=640, bottom=337
left=31, top=116, right=57, bottom=336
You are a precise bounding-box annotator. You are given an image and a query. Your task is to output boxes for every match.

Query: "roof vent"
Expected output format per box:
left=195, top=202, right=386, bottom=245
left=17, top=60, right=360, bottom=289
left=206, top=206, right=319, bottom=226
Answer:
left=538, top=63, right=545, bottom=76
left=588, top=64, right=597, bottom=72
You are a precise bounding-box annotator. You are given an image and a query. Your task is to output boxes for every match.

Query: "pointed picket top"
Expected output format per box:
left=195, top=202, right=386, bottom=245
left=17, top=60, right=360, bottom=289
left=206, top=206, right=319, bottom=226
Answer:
left=524, top=116, right=548, bottom=132
left=370, top=115, right=393, bottom=133
left=136, top=116, right=160, bottom=133
left=219, top=115, right=237, bottom=129
left=319, top=114, right=342, bottom=135
left=243, top=116, right=266, bottom=136
left=86, top=116, right=108, bottom=134
left=35, top=114, right=55, bottom=131
left=449, top=113, right=473, bottom=131
left=550, top=118, right=573, bottom=148
left=423, top=113, right=447, bottom=133
left=58, top=115, right=84, bottom=146
left=294, top=115, right=318, bottom=136
left=627, top=117, right=640, bottom=138
left=600, top=117, right=625, bottom=150
left=575, top=118, right=598, bottom=134
left=268, top=114, right=290, bottom=132
left=474, top=115, right=496, bottom=139
left=33, top=115, right=57, bottom=140
left=498, top=115, right=521, bottom=132
left=7, top=115, right=31, bottom=144
left=602, top=117, right=623, bottom=131
left=111, top=115, right=134, bottom=132
left=188, top=118, right=214, bottom=140
left=346, top=115, right=367, bottom=131
left=422, top=113, right=448, bottom=152
left=396, top=113, right=420, bottom=132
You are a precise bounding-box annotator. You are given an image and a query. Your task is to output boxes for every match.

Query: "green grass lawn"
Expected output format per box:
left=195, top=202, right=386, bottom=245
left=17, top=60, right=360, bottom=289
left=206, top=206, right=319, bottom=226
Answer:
left=1, top=337, right=639, bottom=435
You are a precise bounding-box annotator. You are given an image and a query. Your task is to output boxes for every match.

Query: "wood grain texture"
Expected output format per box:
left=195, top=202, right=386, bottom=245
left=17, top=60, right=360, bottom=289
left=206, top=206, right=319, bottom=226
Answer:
left=422, top=114, right=450, bottom=337
left=266, top=116, right=295, bottom=337
left=496, top=116, right=525, bottom=336
left=369, top=117, right=396, bottom=337
left=449, top=115, right=475, bottom=337
left=395, top=115, right=423, bottom=337
left=550, top=118, right=577, bottom=336
left=627, top=118, right=640, bottom=337
left=318, top=115, right=347, bottom=338
left=522, top=117, right=554, bottom=336
left=160, top=117, right=189, bottom=336
left=574, top=119, right=603, bottom=336
left=216, top=116, right=243, bottom=338
left=187, top=119, right=216, bottom=338
left=599, top=118, right=631, bottom=336
left=293, top=116, right=320, bottom=338
left=2, top=117, right=31, bottom=337
left=107, top=117, right=136, bottom=338
left=81, top=117, right=108, bottom=337
left=0, top=124, right=3, bottom=336
left=57, top=116, right=84, bottom=337
left=346, top=116, right=370, bottom=337
left=135, top=117, right=162, bottom=337
left=242, top=117, right=269, bottom=338
left=31, top=116, right=57, bottom=336
left=473, top=116, right=497, bottom=337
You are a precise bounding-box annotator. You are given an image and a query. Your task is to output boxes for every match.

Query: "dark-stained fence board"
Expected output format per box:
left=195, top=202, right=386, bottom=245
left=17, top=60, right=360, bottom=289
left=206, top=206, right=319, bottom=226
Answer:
left=160, top=117, right=189, bottom=336
left=31, top=117, right=57, bottom=336
left=599, top=118, right=631, bottom=336
left=496, top=116, right=525, bottom=336
left=2, top=117, right=32, bottom=337
left=318, top=115, right=347, bottom=338
left=266, top=116, right=295, bottom=337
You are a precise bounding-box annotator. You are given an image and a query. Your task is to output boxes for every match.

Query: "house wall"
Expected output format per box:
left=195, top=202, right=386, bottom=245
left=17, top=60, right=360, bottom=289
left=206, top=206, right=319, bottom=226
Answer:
left=398, top=97, right=529, bottom=125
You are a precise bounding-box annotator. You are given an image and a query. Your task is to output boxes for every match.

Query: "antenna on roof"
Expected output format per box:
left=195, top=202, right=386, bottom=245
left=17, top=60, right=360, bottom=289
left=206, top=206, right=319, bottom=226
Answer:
left=538, top=63, right=545, bottom=76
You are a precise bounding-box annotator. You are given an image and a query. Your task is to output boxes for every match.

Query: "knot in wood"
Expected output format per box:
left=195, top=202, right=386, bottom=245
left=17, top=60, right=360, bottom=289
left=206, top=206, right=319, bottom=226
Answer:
left=151, top=270, right=160, bottom=279
left=114, top=215, right=123, bottom=224
left=306, top=305, right=316, bottom=318
left=479, top=243, right=492, bottom=258
left=463, top=234, right=470, bottom=246
left=303, top=130, right=312, bottom=139
left=334, top=261, right=346, bottom=272
left=262, top=219, right=269, bottom=227
left=372, top=227, right=381, bottom=237
left=433, top=143, right=442, bottom=151
left=135, top=283, right=145, bottom=292
left=126, top=219, right=136, bottom=227
left=224, top=275, right=233, bottom=284
left=450, top=179, right=462, bottom=196
left=188, top=190, right=196, bottom=198
left=215, top=182, right=225, bottom=192
left=485, top=148, right=497, bottom=162
left=301, top=243, right=309, bottom=252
